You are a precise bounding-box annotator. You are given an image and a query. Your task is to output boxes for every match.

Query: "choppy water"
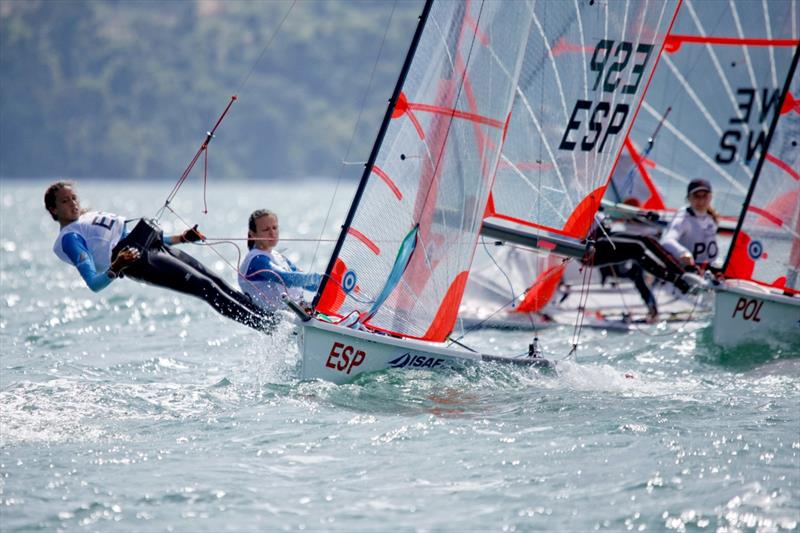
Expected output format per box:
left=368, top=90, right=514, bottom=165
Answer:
left=1, top=179, right=798, bottom=532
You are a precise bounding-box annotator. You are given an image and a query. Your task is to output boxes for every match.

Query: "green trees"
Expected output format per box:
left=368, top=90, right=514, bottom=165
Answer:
left=0, top=0, right=420, bottom=180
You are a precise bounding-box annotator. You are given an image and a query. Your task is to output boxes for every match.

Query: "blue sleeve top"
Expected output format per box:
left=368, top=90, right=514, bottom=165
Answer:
left=61, top=232, right=114, bottom=292
left=245, top=253, right=321, bottom=291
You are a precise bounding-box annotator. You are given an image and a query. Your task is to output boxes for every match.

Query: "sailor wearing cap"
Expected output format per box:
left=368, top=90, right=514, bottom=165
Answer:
left=660, top=179, right=720, bottom=270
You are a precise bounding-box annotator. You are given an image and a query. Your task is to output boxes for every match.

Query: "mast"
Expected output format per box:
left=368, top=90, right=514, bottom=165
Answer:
left=722, top=44, right=800, bottom=274
left=312, top=0, right=434, bottom=310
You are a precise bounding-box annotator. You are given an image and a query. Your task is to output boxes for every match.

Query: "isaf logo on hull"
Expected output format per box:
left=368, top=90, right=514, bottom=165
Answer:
left=388, top=353, right=446, bottom=369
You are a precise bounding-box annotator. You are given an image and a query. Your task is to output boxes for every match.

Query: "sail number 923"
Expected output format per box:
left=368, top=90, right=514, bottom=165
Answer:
left=559, top=39, right=654, bottom=153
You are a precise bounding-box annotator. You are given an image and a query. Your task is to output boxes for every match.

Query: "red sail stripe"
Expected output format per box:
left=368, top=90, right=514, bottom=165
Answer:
left=371, top=165, right=403, bottom=200
left=406, top=108, right=425, bottom=140
left=746, top=205, right=784, bottom=228
left=347, top=227, right=380, bottom=255
left=624, top=138, right=667, bottom=210
left=407, top=102, right=504, bottom=128
left=665, top=34, right=800, bottom=53
left=490, top=212, right=581, bottom=238
left=551, top=36, right=595, bottom=56
left=780, top=92, right=799, bottom=114
left=600, top=1, right=682, bottom=206
left=766, top=153, right=800, bottom=182
left=464, top=9, right=489, bottom=46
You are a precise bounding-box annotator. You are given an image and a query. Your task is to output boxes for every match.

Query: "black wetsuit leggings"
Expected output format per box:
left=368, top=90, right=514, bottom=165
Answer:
left=591, top=233, right=686, bottom=283
left=588, top=232, right=689, bottom=312
left=112, top=239, right=274, bottom=332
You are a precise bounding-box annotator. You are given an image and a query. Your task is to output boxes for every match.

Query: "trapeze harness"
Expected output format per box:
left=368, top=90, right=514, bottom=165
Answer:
left=238, top=248, right=321, bottom=312
left=660, top=207, right=719, bottom=269
left=53, top=212, right=273, bottom=331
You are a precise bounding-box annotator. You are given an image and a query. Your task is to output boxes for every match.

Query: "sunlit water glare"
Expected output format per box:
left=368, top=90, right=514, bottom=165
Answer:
left=1, top=180, right=798, bottom=531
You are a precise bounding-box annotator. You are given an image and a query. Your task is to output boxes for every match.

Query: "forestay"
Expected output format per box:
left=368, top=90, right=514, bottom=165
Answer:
left=723, top=49, right=800, bottom=294
left=609, top=0, right=799, bottom=217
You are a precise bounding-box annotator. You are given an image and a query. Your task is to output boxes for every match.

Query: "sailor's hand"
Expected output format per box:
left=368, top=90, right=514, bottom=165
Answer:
left=181, top=225, right=205, bottom=243
left=678, top=252, right=694, bottom=267
left=111, top=246, right=140, bottom=272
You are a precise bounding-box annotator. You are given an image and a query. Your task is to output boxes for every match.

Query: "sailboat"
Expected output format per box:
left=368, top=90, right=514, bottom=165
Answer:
left=462, top=0, right=800, bottom=330
left=711, top=46, right=800, bottom=347
left=285, top=0, right=680, bottom=383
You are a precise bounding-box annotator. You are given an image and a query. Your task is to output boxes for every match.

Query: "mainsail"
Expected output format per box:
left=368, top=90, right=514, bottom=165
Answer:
left=314, top=0, right=679, bottom=341
left=722, top=45, right=800, bottom=294
left=467, top=0, right=799, bottom=318
left=482, top=1, right=681, bottom=312
left=610, top=0, right=799, bottom=217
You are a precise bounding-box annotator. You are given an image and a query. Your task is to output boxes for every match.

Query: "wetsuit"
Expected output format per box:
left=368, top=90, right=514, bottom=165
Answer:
left=585, top=216, right=691, bottom=314
left=54, top=213, right=272, bottom=331
left=54, top=211, right=126, bottom=292
left=660, top=206, right=719, bottom=269
left=238, top=248, right=321, bottom=312
left=592, top=232, right=692, bottom=312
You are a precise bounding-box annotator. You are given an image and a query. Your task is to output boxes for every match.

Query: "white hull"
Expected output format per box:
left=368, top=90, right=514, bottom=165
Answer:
left=712, top=280, right=800, bottom=347
left=299, top=318, right=551, bottom=384
left=460, top=274, right=711, bottom=332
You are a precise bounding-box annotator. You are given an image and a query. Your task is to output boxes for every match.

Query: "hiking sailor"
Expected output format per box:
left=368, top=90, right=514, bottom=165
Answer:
left=585, top=210, right=698, bottom=322
left=46, top=181, right=273, bottom=331
left=239, top=209, right=322, bottom=312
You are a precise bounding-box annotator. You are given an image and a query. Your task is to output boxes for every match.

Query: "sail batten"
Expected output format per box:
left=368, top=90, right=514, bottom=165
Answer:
left=611, top=0, right=798, bottom=217
left=722, top=43, right=800, bottom=293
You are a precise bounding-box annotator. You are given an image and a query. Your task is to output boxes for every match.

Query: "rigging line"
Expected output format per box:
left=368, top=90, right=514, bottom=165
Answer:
left=447, top=293, right=520, bottom=344
left=448, top=259, right=575, bottom=344
left=310, top=0, right=400, bottom=273
left=480, top=238, right=519, bottom=309
left=154, top=95, right=238, bottom=222
left=565, top=245, right=594, bottom=359
left=162, top=205, right=378, bottom=311
left=614, top=106, right=672, bottom=201
left=203, top=236, right=339, bottom=243
left=155, top=1, right=297, bottom=222
left=480, top=235, right=538, bottom=333
left=163, top=205, right=308, bottom=308
left=236, top=0, right=297, bottom=95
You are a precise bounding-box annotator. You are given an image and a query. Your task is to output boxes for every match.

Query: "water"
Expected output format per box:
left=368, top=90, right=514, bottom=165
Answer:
left=1, top=179, right=798, bottom=531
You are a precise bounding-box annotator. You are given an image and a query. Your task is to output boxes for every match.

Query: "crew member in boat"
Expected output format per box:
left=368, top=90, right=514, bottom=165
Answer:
left=660, top=178, right=720, bottom=274
left=585, top=209, right=698, bottom=322
left=45, top=181, right=273, bottom=331
left=238, top=209, right=322, bottom=312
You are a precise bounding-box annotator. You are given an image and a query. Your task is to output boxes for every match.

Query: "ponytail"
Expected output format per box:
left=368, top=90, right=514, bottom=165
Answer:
left=707, top=206, right=720, bottom=226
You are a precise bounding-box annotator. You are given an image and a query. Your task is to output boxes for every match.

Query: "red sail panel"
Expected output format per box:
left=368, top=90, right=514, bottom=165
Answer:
left=615, top=1, right=799, bottom=217
left=724, top=64, right=800, bottom=294
left=316, top=2, right=533, bottom=341
left=490, top=1, right=680, bottom=239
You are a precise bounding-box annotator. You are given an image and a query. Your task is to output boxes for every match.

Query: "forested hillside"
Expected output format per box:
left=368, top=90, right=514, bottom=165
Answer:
left=0, top=0, right=422, bottom=180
